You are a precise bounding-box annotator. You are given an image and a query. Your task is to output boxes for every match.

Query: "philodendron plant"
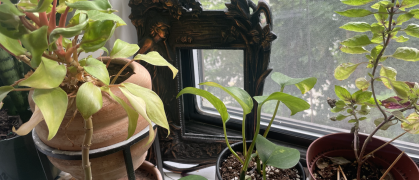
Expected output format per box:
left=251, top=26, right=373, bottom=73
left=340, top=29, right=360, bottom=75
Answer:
left=0, top=0, right=178, bottom=179
left=177, top=72, right=316, bottom=180
left=330, top=0, right=419, bottom=179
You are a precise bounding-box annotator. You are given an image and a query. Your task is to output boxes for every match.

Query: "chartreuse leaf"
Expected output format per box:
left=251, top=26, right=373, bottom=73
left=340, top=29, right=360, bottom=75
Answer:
left=374, top=5, right=388, bottom=23
left=392, top=47, right=419, bottom=61
left=374, top=118, right=394, bottom=130
left=33, top=88, right=68, bottom=140
left=177, top=87, right=229, bottom=123
left=123, top=83, right=170, bottom=134
left=81, top=20, right=116, bottom=52
left=401, top=0, right=419, bottom=9
left=254, top=92, right=310, bottom=116
left=402, top=113, right=419, bottom=134
left=134, top=52, right=178, bottom=79
left=200, top=82, right=253, bottom=114
left=404, top=24, right=419, bottom=38
left=256, top=134, right=300, bottom=169
left=371, top=23, right=385, bottom=34
left=341, top=0, right=375, bottom=6
left=352, top=90, right=372, bottom=103
left=334, top=63, right=362, bottom=80
left=49, top=18, right=89, bottom=44
left=340, top=22, right=371, bottom=32
left=120, top=87, right=155, bottom=144
left=335, top=9, right=373, bottom=17
left=355, top=77, right=370, bottom=91
left=76, top=82, right=102, bottom=119
left=358, top=105, right=371, bottom=115
left=87, top=10, right=126, bottom=27
left=66, top=0, right=113, bottom=12
left=100, top=47, right=109, bottom=55
left=380, top=66, right=397, bottom=89
left=0, top=33, right=27, bottom=56
left=0, top=86, right=14, bottom=106
left=395, top=35, right=409, bottom=43
left=13, top=106, right=44, bottom=135
left=341, top=34, right=372, bottom=47
left=397, top=13, right=414, bottom=25
left=341, top=46, right=369, bottom=54
left=81, top=57, right=110, bottom=85
left=102, top=87, right=139, bottom=139
left=335, top=85, right=352, bottom=101
left=19, top=58, right=66, bottom=89
left=271, top=72, right=317, bottom=94
left=110, top=39, right=139, bottom=59
left=25, top=0, right=53, bottom=12
left=68, top=12, right=87, bottom=27
left=371, top=1, right=394, bottom=9
left=390, top=81, right=410, bottom=100
left=336, top=114, right=349, bottom=121
left=178, top=175, right=208, bottom=180
left=20, top=26, right=48, bottom=68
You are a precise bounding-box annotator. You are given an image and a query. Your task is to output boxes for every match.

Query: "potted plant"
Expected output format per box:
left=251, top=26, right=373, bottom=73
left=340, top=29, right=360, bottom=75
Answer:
left=176, top=72, right=316, bottom=180
left=307, top=0, right=419, bottom=179
left=0, top=0, right=177, bottom=179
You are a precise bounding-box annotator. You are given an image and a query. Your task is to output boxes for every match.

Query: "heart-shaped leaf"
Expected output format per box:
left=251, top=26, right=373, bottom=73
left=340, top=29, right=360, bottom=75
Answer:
left=110, top=39, right=139, bottom=59
left=334, top=63, right=362, bottom=80
left=254, top=92, right=310, bottom=116
left=32, top=87, right=68, bottom=140
left=200, top=82, right=253, bottom=115
left=81, top=20, right=116, bottom=52
left=380, top=66, right=397, bottom=89
left=271, top=72, right=316, bottom=94
left=134, top=51, right=178, bottom=79
left=0, top=33, right=27, bottom=56
left=256, top=134, right=300, bottom=169
left=76, top=82, right=103, bottom=119
left=19, top=57, right=66, bottom=89
left=20, top=26, right=48, bottom=68
left=81, top=57, right=110, bottom=85
left=402, top=112, right=419, bottom=134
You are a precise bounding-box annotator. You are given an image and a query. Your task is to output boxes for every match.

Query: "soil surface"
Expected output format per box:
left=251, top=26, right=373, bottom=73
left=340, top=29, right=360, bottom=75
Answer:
left=0, top=109, right=21, bottom=140
left=107, top=63, right=135, bottom=84
left=220, top=152, right=301, bottom=180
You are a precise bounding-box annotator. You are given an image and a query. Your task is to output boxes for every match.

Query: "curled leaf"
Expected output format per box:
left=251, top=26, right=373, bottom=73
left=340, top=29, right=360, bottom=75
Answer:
left=13, top=106, right=44, bottom=135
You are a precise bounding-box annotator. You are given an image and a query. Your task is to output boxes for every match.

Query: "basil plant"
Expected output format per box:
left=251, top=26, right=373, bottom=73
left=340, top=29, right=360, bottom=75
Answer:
left=177, top=72, right=316, bottom=180
left=0, top=0, right=178, bottom=179
left=330, top=0, right=419, bottom=179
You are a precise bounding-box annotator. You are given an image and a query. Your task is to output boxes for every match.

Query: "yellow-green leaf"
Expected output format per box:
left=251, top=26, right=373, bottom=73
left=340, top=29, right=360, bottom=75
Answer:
left=340, top=34, right=372, bottom=47
left=82, top=57, right=110, bottom=85
left=380, top=66, right=397, bottom=89
left=334, top=63, right=362, bottom=80
left=25, top=0, right=53, bottom=12
left=355, top=77, right=370, bottom=91
left=76, top=82, right=103, bottom=119
left=392, top=47, right=419, bottom=61
left=340, top=22, right=371, bottom=32
left=134, top=51, right=178, bottom=79
left=20, top=26, right=48, bottom=68
left=340, top=46, right=369, bottom=54
left=19, top=57, right=66, bottom=89
left=110, top=39, right=139, bottom=59
left=402, top=113, right=419, bottom=134
left=0, top=33, right=27, bottom=56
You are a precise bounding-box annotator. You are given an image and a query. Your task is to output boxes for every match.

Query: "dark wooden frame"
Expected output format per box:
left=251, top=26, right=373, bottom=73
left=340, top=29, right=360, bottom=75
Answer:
left=129, top=0, right=277, bottom=172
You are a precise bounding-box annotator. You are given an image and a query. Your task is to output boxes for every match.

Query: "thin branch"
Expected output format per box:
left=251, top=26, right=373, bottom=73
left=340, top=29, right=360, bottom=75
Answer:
left=379, top=151, right=404, bottom=180
left=362, top=132, right=407, bottom=162
left=338, top=165, right=348, bottom=180
left=25, top=12, right=41, bottom=27
left=19, top=16, right=36, bottom=31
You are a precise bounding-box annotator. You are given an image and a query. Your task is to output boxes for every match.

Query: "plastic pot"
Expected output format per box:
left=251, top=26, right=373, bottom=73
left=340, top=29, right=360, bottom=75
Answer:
left=216, top=141, right=306, bottom=180
left=306, top=133, right=419, bottom=180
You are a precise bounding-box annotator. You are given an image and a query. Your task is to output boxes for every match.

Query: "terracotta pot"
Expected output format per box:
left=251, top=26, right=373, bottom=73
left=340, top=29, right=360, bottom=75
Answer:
left=119, top=161, right=163, bottom=180
left=306, top=133, right=419, bottom=180
left=215, top=141, right=306, bottom=180
left=32, top=57, right=152, bottom=151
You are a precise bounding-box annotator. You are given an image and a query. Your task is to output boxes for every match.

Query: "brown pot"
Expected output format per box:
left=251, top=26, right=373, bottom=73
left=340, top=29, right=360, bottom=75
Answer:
left=118, top=161, right=163, bottom=180
left=306, top=133, right=419, bottom=180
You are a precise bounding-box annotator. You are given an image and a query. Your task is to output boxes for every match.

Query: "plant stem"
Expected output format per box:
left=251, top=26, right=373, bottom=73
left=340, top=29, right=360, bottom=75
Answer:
left=48, top=0, right=57, bottom=33
left=111, top=59, right=135, bottom=84
left=39, top=12, right=49, bottom=27
left=82, top=116, right=93, bottom=180
left=59, top=7, right=70, bottom=28
left=362, top=131, right=407, bottom=161
left=241, top=105, right=262, bottom=179
left=379, top=151, right=404, bottom=180
left=19, top=16, right=36, bottom=31
left=223, top=122, right=244, bottom=165
left=25, top=12, right=41, bottom=27
left=262, top=163, right=267, bottom=180
left=256, top=156, right=261, bottom=174
left=242, top=114, right=247, bottom=156
left=263, top=100, right=280, bottom=137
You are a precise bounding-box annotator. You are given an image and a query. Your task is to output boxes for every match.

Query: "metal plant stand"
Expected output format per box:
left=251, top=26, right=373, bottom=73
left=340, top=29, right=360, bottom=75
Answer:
left=32, top=124, right=164, bottom=180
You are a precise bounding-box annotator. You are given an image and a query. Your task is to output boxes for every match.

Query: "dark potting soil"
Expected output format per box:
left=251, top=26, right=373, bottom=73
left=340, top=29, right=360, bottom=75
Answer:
left=312, top=157, right=394, bottom=180
left=220, top=152, right=301, bottom=180
left=107, top=63, right=135, bottom=84
left=0, top=109, right=22, bottom=140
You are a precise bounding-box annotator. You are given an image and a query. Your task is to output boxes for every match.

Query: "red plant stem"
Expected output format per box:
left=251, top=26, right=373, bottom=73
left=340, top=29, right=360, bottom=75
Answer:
left=25, top=12, right=41, bottom=27
left=19, top=16, right=36, bottom=31
left=55, top=36, right=66, bottom=57
left=59, top=7, right=71, bottom=28
left=39, top=12, right=49, bottom=26
left=48, top=0, right=57, bottom=33
left=65, top=44, right=80, bottom=64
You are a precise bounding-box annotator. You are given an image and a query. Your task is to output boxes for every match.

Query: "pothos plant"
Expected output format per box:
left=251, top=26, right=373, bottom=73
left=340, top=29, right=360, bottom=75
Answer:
left=176, top=72, right=316, bottom=180
left=0, top=0, right=178, bottom=179
left=330, top=0, right=419, bottom=179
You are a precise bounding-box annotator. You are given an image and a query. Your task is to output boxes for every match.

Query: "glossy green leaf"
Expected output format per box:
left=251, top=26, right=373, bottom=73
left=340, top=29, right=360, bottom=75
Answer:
left=335, top=85, right=352, bottom=101
left=374, top=118, right=394, bottom=130
left=25, top=0, right=53, bottom=12
left=49, top=19, right=89, bottom=44
left=404, top=24, right=419, bottom=38
left=390, top=81, right=410, bottom=99
left=341, top=0, right=375, bottom=6
left=402, top=113, right=419, bottom=134
left=82, top=57, right=110, bottom=85
left=87, top=10, right=126, bottom=27
left=401, top=0, right=419, bottom=9
left=120, top=87, right=155, bottom=144
left=371, top=1, right=394, bottom=9
left=177, top=87, right=229, bottom=123
left=397, top=13, right=414, bottom=25
left=395, top=35, right=409, bottom=43
left=334, top=63, right=361, bottom=80
left=392, top=47, right=419, bottom=61
left=380, top=66, right=397, bottom=89
left=254, top=92, right=310, bottom=116
left=355, top=77, right=370, bottom=91
left=374, top=5, right=388, bottom=23
left=123, top=83, right=170, bottom=134
left=33, top=88, right=68, bottom=140
left=352, top=90, right=372, bottom=103
left=340, top=22, right=371, bottom=32
left=20, top=26, right=48, bottom=68
left=256, top=134, right=300, bottom=169
left=81, top=20, right=116, bottom=52
left=271, top=72, right=317, bottom=94
left=358, top=105, right=371, bottom=115
left=110, top=39, right=139, bottom=59
left=76, top=82, right=103, bottom=119
left=341, top=34, right=372, bottom=47
left=335, top=9, right=373, bottom=17
left=340, top=46, right=369, bottom=54
left=19, top=57, right=66, bottom=89
left=0, top=33, right=27, bottom=56
left=134, top=51, right=178, bottom=79
left=0, top=86, right=14, bottom=106
left=200, top=82, right=253, bottom=114
left=102, top=87, right=139, bottom=139
left=66, top=0, right=113, bottom=12
left=179, top=175, right=208, bottom=180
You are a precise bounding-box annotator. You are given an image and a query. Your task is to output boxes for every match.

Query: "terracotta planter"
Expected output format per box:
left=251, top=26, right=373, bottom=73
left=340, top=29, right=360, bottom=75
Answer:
left=306, top=133, right=419, bottom=180
left=215, top=141, right=306, bottom=180
left=119, top=161, right=163, bottom=180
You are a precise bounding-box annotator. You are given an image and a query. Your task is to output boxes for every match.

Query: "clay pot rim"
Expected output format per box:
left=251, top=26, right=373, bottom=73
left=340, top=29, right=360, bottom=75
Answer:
left=138, top=161, right=163, bottom=180
left=98, top=56, right=141, bottom=85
